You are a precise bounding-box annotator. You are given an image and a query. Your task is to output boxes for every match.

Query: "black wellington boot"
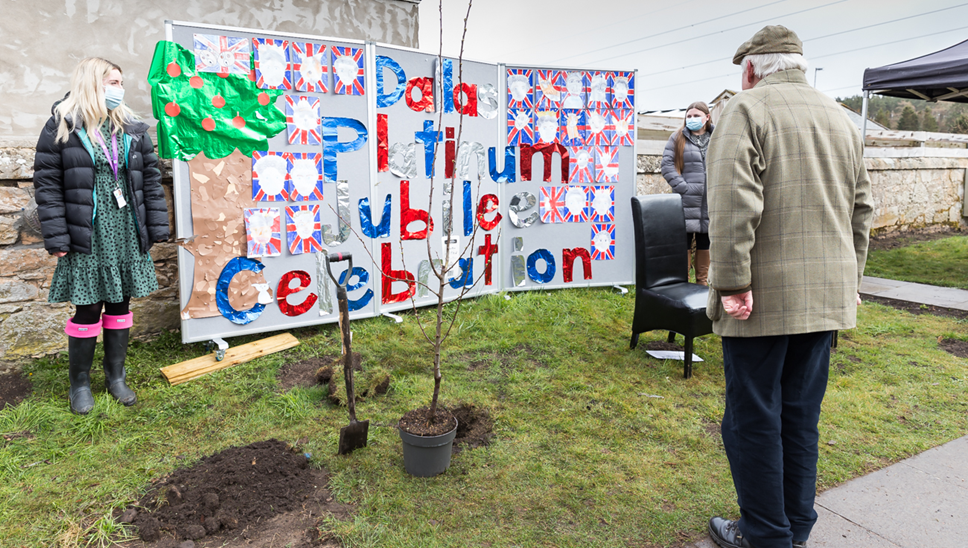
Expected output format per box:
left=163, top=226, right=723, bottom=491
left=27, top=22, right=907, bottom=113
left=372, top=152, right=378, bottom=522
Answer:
left=68, top=336, right=97, bottom=414
left=102, top=325, right=136, bottom=406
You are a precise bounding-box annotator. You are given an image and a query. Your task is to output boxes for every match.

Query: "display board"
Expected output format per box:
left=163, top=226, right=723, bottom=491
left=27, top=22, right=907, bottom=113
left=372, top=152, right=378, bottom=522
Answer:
left=155, top=21, right=636, bottom=344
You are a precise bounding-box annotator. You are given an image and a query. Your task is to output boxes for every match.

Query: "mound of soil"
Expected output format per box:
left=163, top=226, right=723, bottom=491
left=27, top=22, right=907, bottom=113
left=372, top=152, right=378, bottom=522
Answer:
left=0, top=371, right=32, bottom=410
left=276, top=357, right=330, bottom=391
left=645, top=340, right=684, bottom=352
left=451, top=404, right=494, bottom=455
left=130, top=439, right=350, bottom=547
left=939, top=338, right=968, bottom=358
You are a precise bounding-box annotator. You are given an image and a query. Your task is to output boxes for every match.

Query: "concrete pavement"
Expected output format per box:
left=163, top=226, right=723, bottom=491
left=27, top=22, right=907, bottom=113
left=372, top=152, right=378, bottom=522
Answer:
left=689, top=277, right=968, bottom=548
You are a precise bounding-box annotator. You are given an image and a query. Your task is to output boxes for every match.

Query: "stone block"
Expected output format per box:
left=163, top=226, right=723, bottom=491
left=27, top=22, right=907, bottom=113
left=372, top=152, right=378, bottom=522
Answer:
left=0, top=186, right=31, bottom=214
left=0, top=148, right=35, bottom=181
left=130, top=297, right=180, bottom=338
left=149, top=242, right=178, bottom=262
left=0, top=214, right=19, bottom=244
left=0, top=281, right=40, bottom=303
left=0, top=247, right=56, bottom=278
left=0, top=303, right=71, bottom=362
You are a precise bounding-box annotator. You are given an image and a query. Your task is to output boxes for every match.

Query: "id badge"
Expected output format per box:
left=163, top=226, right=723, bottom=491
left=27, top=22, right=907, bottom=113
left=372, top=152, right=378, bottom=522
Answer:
left=113, top=188, right=127, bottom=208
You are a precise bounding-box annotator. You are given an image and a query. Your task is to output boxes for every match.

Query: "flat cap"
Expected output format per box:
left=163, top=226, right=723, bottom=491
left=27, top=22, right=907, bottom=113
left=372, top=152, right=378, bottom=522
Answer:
left=732, top=25, right=802, bottom=65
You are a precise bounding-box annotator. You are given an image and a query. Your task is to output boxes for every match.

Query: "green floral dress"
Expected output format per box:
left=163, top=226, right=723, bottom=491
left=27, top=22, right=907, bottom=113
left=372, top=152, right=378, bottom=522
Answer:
left=48, top=125, right=159, bottom=306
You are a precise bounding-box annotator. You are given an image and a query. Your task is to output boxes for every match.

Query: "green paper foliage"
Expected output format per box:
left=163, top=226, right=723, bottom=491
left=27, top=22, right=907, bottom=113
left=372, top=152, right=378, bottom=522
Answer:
left=148, top=40, right=287, bottom=160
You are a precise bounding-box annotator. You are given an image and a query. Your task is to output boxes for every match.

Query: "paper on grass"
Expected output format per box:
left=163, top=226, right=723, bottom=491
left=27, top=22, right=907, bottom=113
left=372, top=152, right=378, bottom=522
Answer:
left=646, top=350, right=703, bottom=362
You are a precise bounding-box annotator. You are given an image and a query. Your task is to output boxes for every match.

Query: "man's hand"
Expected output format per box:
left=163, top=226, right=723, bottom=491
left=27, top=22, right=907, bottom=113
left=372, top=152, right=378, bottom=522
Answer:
left=722, top=291, right=753, bottom=320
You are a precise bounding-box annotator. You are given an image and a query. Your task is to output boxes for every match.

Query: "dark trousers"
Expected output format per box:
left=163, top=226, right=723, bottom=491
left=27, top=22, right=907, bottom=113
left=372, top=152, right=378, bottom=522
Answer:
left=721, top=331, right=832, bottom=548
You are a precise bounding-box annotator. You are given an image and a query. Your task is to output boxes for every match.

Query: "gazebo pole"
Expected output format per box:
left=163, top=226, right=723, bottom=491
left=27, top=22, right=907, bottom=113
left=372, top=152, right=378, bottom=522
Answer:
left=860, top=90, right=870, bottom=146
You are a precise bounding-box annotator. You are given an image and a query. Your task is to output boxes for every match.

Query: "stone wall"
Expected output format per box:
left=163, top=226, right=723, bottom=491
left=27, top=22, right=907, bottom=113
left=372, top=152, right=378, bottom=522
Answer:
left=636, top=147, right=968, bottom=236
left=0, top=151, right=180, bottom=373
left=0, top=0, right=419, bottom=373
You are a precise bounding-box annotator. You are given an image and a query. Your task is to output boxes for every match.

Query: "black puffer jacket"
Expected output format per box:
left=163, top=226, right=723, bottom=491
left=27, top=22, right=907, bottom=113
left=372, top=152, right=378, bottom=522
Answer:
left=660, top=125, right=714, bottom=234
left=33, top=101, right=169, bottom=255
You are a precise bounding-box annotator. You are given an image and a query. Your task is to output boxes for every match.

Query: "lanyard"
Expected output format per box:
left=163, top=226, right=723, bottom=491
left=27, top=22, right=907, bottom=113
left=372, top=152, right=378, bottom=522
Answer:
left=92, top=127, right=120, bottom=182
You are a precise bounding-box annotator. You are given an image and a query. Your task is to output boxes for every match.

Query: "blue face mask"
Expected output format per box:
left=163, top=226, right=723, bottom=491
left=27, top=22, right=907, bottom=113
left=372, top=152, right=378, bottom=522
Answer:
left=104, top=86, right=124, bottom=110
left=685, top=117, right=705, bottom=131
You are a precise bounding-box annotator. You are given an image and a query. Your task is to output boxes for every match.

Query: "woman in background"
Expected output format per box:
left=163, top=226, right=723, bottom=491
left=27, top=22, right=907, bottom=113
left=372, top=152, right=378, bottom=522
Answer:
left=33, top=57, right=169, bottom=414
left=661, top=101, right=714, bottom=285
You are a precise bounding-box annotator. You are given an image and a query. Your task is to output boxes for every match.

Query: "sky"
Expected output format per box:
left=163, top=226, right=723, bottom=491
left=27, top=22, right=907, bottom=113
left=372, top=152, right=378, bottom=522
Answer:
left=417, top=0, right=968, bottom=112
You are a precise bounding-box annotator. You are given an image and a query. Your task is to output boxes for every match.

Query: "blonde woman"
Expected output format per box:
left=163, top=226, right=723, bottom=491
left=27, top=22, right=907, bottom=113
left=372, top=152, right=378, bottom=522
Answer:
left=660, top=101, right=714, bottom=285
left=33, top=57, right=169, bottom=414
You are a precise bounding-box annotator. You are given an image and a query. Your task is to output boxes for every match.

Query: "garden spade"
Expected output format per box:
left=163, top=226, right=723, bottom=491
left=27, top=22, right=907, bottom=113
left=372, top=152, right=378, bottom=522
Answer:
left=325, top=252, right=369, bottom=455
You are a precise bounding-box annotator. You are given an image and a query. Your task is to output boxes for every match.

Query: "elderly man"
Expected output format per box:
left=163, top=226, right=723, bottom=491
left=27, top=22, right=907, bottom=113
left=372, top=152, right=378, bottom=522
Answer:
left=704, top=26, right=874, bottom=548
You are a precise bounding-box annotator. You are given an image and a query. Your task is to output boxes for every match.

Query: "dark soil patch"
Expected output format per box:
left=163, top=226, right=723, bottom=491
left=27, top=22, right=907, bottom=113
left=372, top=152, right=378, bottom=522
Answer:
left=862, top=295, right=968, bottom=321
left=399, top=406, right=457, bottom=437
left=0, top=371, right=32, bottom=410
left=868, top=225, right=966, bottom=251
left=450, top=404, right=494, bottom=455
left=939, top=338, right=968, bottom=358
left=276, top=357, right=330, bottom=391
left=645, top=341, right=683, bottom=352
left=129, top=439, right=351, bottom=547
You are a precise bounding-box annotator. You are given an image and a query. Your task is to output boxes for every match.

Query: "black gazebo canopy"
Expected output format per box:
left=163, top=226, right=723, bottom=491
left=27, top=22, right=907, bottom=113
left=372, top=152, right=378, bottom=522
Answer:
left=863, top=38, right=968, bottom=103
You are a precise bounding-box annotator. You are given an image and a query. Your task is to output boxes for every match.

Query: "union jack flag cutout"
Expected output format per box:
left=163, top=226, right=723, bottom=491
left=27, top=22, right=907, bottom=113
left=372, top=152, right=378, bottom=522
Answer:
left=331, top=46, right=365, bottom=95
left=286, top=205, right=323, bottom=255
left=609, top=71, right=635, bottom=110
left=559, top=109, right=588, bottom=147
left=588, top=185, right=615, bottom=223
left=591, top=223, right=615, bottom=260
left=253, top=38, right=292, bottom=90
left=286, top=152, right=324, bottom=201
left=507, top=108, right=534, bottom=146
left=244, top=208, right=282, bottom=258
left=585, top=108, right=614, bottom=146
left=586, top=71, right=610, bottom=109
left=563, top=186, right=590, bottom=223
left=539, top=186, right=566, bottom=224
left=533, top=109, right=560, bottom=144
left=595, top=146, right=620, bottom=183
left=612, top=109, right=635, bottom=147
left=559, top=71, right=586, bottom=109
left=251, top=151, right=290, bottom=202
left=290, top=42, right=328, bottom=93
left=568, top=147, right=595, bottom=183
left=193, top=34, right=251, bottom=75
left=507, top=69, right=534, bottom=109
left=534, top=70, right=562, bottom=109
left=285, top=95, right=322, bottom=145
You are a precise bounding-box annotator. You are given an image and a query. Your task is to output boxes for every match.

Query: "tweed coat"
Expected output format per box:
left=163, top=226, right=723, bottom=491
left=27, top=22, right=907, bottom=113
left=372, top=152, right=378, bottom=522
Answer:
left=705, top=69, right=874, bottom=337
left=660, top=125, right=713, bottom=234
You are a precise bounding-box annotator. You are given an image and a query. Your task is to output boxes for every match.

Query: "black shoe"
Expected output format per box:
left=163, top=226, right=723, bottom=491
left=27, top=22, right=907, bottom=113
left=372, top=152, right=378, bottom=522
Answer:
left=708, top=517, right=753, bottom=548
left=68, top=336, right=97, bottom=414
left=103, top=328, right=136, bottom=406
left=793, top=542, right=807, bottom=548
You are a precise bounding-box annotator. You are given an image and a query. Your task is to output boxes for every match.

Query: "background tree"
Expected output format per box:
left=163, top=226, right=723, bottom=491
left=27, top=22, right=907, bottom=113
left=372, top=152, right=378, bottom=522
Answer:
left=949, top=113, right=968, bottom=134
left=896, top=106, right=920, bottom=131
left=874, top=108, right=891, bottom=129
left=921, top=110, right=939, bottom=132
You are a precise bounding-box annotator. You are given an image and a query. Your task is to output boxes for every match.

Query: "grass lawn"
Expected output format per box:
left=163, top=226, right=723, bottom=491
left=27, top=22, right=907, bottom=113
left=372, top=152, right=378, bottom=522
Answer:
left=865, top=235, right=968, bottom=289
left=1, top=288, right=966, bottom=547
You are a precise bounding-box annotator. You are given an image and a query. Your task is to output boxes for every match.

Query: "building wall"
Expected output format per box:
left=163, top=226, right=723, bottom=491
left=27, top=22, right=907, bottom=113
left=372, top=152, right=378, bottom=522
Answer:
left=0, top=0, right=419, bottom=140
left=0, top=0, right=419, bottom=372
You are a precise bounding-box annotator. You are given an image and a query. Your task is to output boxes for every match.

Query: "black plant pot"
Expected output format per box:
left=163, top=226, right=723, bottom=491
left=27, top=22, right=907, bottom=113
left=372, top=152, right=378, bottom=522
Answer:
left=399, top=423, right=458, bottom=477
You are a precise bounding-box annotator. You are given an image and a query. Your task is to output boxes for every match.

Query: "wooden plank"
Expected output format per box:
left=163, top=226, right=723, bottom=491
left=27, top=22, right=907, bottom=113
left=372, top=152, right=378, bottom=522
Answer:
left=161, top=333, right=300, bottom=385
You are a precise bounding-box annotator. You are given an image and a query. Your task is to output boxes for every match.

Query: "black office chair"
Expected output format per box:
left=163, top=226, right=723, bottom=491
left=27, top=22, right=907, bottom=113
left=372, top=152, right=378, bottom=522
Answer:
left=630, top=194, right=714, bottom=379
